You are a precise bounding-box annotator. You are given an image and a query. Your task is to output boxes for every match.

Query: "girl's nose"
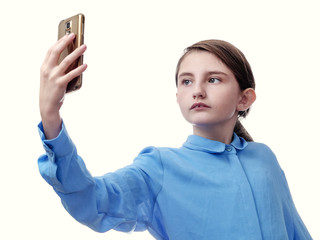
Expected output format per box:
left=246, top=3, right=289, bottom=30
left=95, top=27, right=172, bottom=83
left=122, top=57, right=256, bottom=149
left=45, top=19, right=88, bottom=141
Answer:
left=193, top=85, right=206, bottom=99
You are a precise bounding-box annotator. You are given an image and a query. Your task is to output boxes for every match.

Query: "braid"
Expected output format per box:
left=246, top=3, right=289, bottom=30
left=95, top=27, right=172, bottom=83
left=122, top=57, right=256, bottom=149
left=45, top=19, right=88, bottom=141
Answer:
left=234, top=120, right=253, bottom=142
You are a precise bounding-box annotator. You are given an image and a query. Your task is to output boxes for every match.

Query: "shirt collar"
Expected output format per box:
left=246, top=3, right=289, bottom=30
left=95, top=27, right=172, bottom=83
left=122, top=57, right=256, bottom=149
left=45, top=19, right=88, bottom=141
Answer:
left=183, top=133, right=248, bottom=153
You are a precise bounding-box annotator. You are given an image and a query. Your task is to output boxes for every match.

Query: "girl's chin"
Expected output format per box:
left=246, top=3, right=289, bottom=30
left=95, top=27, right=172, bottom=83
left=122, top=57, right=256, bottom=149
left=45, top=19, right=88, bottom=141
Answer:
left=189, top=118, right=218, bottom=126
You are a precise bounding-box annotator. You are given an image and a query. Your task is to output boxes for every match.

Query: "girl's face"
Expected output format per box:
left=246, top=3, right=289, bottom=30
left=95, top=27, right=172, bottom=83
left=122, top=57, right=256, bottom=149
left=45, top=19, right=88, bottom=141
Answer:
left=176, top=51, right=245, bottom=138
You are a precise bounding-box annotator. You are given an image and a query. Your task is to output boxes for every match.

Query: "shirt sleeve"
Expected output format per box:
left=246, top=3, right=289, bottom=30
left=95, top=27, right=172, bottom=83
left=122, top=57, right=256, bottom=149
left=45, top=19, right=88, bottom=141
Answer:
left=280, top=170, right=313, bottom=240
left=261, top=143, right=313, bottom=239
left=37, top=122, right=164, bottom=233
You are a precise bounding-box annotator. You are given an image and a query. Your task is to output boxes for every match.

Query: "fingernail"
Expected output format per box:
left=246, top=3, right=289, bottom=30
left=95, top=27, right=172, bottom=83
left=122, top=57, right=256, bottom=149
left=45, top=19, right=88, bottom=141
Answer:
left=68, top=32, right=75, bottom=38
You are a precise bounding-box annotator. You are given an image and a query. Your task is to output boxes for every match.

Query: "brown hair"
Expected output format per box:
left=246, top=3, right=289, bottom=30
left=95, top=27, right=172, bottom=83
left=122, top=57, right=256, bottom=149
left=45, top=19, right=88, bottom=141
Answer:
left=175, top=39, right=255, bottom=141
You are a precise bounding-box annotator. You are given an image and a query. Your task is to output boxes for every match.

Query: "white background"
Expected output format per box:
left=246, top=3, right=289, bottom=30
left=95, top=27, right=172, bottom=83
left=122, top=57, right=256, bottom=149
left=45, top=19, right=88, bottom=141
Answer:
left=1, top=0, right=319, bottom=239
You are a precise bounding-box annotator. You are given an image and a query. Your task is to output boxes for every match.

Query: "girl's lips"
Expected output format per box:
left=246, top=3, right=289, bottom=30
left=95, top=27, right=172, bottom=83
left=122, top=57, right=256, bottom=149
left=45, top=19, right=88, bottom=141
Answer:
left=190, top=102, right=210, bottom=110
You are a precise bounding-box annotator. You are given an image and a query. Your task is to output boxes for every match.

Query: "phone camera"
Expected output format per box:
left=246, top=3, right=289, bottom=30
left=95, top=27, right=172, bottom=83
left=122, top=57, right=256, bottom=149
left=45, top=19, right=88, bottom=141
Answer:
left=65, top=21, right=71, bottom=30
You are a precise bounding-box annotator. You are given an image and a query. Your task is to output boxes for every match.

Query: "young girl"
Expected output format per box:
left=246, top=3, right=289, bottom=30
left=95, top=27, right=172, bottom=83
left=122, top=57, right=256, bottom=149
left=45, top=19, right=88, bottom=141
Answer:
left=38, top=33, right=312, bottom=239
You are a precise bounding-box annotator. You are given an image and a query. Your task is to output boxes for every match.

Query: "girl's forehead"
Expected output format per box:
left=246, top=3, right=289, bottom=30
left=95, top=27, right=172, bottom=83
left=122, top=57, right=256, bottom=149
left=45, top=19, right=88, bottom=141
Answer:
left=179, top=50, right=231, bottom=73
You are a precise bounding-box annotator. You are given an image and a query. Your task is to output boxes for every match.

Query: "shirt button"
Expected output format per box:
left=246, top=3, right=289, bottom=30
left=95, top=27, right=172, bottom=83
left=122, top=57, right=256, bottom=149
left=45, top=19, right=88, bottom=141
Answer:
left=226, top=146, right=232, bottom=152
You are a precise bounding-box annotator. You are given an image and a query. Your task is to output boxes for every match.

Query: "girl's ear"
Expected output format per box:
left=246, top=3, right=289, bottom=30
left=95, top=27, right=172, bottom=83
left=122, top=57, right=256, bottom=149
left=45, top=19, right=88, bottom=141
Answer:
left=237, top=88, right=256, bottom=112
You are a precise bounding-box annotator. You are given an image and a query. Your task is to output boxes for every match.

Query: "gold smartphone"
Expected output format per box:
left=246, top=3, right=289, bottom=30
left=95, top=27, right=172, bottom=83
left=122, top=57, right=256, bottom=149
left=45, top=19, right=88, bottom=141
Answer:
left=58, top=13, right=85, bottom=93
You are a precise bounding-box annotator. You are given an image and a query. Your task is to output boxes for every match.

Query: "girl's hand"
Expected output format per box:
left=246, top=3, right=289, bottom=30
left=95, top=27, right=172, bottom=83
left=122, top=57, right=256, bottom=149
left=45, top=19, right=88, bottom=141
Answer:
left=39, top=33, right=87, bottom=139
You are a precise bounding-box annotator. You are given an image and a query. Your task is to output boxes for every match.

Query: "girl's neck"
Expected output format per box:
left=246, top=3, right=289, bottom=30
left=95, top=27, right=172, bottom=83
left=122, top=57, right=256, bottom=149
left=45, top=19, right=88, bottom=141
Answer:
left=192, top=123, right=235, bottom=144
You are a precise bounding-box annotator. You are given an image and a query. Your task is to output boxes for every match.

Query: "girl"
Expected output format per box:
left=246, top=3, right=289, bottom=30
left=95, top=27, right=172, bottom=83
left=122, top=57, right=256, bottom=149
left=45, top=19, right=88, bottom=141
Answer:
left=38, top=33, right=312, bottom=239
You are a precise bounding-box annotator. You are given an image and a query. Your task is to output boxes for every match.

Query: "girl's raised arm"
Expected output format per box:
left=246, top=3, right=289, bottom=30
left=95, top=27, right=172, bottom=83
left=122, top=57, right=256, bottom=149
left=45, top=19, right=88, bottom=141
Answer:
left=39, top=33, right=87, bottom=139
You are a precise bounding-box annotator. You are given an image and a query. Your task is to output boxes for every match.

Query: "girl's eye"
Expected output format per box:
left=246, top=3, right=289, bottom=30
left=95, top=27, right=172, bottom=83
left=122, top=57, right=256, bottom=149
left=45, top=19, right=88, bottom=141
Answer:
left=182, top=79, right=192, bottom=86
left=209, top=77, right=221, bottom=83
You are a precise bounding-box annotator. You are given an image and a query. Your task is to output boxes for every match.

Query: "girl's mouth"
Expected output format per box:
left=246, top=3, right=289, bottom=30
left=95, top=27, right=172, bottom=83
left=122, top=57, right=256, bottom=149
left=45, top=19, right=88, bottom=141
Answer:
left=190, top=102, right=210, bottom=110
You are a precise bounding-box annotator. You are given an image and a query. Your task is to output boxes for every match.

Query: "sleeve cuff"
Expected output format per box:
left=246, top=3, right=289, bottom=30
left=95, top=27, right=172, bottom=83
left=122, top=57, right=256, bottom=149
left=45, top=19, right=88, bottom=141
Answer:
left=38, top=121, right=75, bottom=158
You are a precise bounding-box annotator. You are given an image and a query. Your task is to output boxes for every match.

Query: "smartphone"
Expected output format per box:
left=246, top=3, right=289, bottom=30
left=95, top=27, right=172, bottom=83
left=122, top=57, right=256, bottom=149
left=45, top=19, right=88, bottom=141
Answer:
left=58, top=13, right=85, bottom=93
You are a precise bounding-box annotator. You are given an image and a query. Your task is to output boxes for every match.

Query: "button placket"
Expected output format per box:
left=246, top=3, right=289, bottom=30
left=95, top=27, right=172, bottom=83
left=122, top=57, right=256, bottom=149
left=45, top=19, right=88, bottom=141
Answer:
left=227, top=151, right=263, bottom=238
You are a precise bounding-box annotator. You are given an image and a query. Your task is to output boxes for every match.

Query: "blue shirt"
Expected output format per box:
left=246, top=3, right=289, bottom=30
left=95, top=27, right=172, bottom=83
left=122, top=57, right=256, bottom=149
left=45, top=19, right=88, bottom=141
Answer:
left=38, top=122, right=312, bottom=240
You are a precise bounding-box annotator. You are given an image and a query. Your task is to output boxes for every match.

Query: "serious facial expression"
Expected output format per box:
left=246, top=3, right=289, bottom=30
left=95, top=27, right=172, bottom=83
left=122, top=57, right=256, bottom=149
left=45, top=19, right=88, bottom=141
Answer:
left=176, top=50, right=243, bottom=130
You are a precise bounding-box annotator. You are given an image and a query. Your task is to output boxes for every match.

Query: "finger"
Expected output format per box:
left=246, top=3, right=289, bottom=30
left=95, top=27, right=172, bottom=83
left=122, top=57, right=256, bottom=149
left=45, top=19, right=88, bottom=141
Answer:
left=59, top=44, right=87, bottom=73
left=60, top=63, right=88, bottom=85
left=42, top=34, right=71, bottom=65
left=46, top=33, right=76, bottom=68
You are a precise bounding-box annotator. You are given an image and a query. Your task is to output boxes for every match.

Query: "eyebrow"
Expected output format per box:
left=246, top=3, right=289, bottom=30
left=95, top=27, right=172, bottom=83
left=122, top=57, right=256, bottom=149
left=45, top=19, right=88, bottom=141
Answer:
left=178, top=71, right=228, bottom=79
